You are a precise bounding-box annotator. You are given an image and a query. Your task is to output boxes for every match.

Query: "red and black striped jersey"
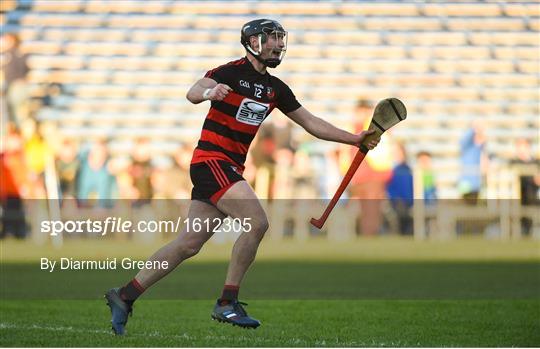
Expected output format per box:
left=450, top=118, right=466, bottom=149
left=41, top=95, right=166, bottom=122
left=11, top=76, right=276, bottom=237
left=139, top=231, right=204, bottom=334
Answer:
left=191, top=57, right=301, bottom=172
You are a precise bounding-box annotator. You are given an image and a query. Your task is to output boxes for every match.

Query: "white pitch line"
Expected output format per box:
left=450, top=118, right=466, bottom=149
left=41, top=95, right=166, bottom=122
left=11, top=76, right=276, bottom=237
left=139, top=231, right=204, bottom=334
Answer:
left=0, top=322, right=363, bottom=346
left=0, top=323, right=269, bottom=344
left=0, top=322, right=111, bottom=335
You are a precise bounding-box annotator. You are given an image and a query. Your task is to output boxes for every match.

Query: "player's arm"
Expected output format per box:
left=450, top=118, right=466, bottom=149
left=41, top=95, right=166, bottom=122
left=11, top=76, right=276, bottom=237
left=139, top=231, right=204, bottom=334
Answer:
left=286, top=106, right=379, bottom=148
left=186, top=78, right=232, bottom=104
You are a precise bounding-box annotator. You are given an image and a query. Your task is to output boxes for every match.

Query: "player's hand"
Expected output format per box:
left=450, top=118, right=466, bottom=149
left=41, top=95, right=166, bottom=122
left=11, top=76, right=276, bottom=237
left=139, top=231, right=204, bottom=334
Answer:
left=355, top=129, right=380, bottom=150
left=207, top=84, right=232, bottom=101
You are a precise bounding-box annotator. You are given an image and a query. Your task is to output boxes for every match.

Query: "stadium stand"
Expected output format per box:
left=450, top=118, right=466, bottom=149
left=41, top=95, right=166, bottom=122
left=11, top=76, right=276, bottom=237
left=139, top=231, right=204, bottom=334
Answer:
left=1, top=0, right=538, bottom=204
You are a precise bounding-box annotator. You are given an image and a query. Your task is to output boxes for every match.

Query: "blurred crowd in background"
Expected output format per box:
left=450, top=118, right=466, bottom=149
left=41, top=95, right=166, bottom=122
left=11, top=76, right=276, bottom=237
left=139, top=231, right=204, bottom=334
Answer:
left=1, top=29, right=539, bottom=240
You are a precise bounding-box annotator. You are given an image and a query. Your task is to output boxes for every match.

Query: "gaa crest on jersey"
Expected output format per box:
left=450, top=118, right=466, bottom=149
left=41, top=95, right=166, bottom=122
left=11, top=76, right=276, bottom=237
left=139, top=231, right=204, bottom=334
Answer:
left=236, top=98, right=269, bottom=126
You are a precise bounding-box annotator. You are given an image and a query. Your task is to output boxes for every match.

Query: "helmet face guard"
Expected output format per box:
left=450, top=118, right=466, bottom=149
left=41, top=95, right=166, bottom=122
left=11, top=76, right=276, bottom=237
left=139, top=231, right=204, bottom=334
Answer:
left=241, top=19, right=288, bottom=68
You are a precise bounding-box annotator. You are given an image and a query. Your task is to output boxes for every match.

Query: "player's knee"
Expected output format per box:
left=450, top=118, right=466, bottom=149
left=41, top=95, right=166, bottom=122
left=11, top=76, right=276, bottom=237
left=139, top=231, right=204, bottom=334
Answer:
left=181, top=244, right=202, bottom=259
left=176, top=238, right=203, bottom=259
left=250, top=216, right=269, bottom=238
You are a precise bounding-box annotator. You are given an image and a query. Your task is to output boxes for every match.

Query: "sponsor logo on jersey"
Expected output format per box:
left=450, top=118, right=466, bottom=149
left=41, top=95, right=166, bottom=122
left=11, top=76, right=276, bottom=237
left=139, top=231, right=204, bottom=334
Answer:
left=239, top=80, right=250, bottom=88
left=236, top=98, right=269, bottom=126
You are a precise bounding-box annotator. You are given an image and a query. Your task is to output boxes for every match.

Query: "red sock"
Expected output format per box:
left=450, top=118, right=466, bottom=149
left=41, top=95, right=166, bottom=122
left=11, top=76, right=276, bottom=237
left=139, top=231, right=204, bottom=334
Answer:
left=219, top=285, right=239, bottom=305
left=119, top=279, right=145, bottom=306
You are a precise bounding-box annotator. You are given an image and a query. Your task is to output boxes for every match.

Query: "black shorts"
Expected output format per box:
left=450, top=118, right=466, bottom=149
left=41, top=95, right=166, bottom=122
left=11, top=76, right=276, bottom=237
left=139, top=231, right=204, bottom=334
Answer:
left=190, top=160, right=244, bottom=205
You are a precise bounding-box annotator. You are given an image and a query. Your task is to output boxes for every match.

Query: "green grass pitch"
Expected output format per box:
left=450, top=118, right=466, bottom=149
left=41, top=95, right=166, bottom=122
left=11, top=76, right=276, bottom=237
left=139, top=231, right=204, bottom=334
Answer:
left=1, top=299, right=539, bottom=347
left=1, top=238, right=539, bottom=346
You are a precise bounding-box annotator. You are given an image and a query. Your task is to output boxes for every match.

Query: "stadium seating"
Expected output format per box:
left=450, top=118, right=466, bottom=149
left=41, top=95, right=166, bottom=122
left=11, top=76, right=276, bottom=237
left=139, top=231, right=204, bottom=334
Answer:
left=1, top=0, right=538, bottom=200
left=338, top=2, right=419, bottom=16
left=422, top=3, right=502, bottom=17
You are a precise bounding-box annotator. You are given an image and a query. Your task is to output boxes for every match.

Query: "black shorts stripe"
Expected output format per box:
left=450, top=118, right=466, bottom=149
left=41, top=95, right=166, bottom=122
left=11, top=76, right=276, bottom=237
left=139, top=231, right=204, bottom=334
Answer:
left=203, top=119, right=254, bottom=145
left=190, top=160, right=244, bottom=204
left=197, top=140, right=246, bottom=166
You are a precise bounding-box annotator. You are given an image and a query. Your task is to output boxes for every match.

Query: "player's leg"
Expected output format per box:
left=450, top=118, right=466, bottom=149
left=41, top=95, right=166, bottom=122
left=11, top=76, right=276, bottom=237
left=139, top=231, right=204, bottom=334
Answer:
left=134, top=200, right=226, bottom=289
left=217, top=181, right=268, bottom=287
left=105, top=199, right=225, bottom=335
left=211, top=180, right=268, bottom=328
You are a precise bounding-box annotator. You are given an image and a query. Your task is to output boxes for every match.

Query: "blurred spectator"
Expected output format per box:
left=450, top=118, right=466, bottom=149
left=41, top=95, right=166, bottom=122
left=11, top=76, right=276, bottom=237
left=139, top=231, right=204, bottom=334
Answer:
left=19, top=120, right=50, bottom=198
left=76, top=139, right=117, bottom=206
left=291, top=145, right=316, bottom=198
left=56, top=138, right=79, bottom=199
left=307, top=141, right=337, bottom=199
left=509, top=138, right=540, bottom=235
left=129, top=138, right=153, bottom=205
left=416, top=150, right=438, bottom=205
left=0, top=124, right=28, bottom=238
left=271, top=117, right=296, bottom=198
left=1, top=89, right=8, bottom=138
left=110, top=156, right=138, bottom=200
left=242, top=154, right=257, bottom=189
left=321, top=146, right=344, bottom=199
left=1, top=33, right=30, bottom=126
left=0, top=154, right=27, bottom=239
left=151, top=143, right=192, bottom=199
left=349, top=99, right=392, bottom=236
left=272, top=147, right=295, bottom=198
left=386, top=142, right=414, bottom=235
left=458, top=122, right=488, bottom=205
left=249, top=117, right=296, bottom=198
left=250, top=123, right=276, bottom=198
left=40, top=83, right=64, bottom=107
left=23, top=120, right=52, bottom=177
left=272, top=115, right=295, bottom=152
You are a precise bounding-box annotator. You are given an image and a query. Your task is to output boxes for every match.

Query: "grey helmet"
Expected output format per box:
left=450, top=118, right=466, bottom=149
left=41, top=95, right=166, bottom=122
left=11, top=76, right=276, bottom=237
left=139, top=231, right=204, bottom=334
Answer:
left=240, top=19, right=288, bottom=68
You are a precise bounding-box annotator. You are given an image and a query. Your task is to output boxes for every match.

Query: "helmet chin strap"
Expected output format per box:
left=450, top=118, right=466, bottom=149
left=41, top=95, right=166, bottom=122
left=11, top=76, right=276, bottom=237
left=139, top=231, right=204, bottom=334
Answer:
left=245, top=35, right=282, bottom=68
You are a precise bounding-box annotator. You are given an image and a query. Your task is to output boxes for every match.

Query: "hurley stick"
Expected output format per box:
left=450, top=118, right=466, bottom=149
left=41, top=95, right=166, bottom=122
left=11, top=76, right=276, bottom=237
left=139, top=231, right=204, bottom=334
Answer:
left=310, top=98, right=407, bottom=229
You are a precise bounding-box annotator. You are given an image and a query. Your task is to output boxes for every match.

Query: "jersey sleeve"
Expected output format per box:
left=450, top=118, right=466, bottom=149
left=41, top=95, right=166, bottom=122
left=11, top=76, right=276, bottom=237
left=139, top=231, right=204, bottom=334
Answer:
left=204, top=65, right=231, bottom=85
left=275, top=79, right=301, bottom=114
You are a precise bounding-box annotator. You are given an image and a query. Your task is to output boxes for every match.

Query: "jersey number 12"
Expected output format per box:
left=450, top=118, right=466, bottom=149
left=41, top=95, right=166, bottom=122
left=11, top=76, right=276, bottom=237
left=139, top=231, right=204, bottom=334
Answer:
left=254, top=88, right=262, bottom=98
